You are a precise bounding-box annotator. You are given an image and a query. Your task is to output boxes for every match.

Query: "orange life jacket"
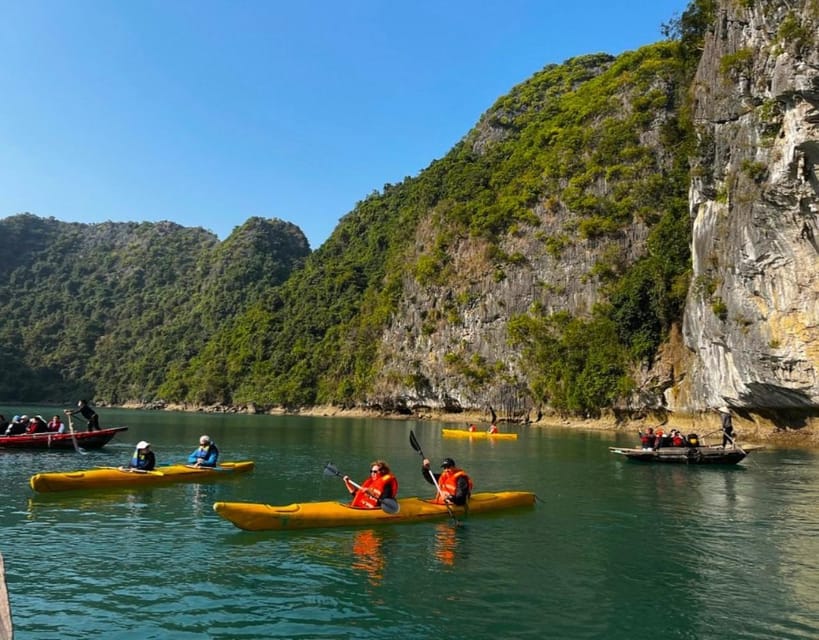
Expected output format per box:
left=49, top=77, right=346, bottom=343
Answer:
left=351, top=473, right=398, bottom=509
left=432, top=468, right=473, bottom=504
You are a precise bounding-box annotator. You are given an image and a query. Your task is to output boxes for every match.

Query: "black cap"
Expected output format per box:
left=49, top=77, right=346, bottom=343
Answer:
left=441, top=457, right=455, bottom=468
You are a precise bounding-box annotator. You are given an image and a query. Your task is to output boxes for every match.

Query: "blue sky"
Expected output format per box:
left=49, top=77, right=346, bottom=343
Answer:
left=0, top=0, right=689, bottom=250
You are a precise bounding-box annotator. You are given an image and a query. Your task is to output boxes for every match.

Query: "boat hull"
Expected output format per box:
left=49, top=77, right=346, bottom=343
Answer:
left=0, top=426, right=128, bottom=450
left=213, top=490, right=536, bottom=531
left=442, top=428, right=518, bottom=440
left=609, top=445, right=749, bottom=465
left=29, top=461, right=255, bottom=492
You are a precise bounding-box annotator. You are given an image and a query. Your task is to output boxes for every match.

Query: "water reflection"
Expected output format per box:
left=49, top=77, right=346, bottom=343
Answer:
left=351, top=529, right=385, bottom=586
left=432, top=522, right=460, bottom=567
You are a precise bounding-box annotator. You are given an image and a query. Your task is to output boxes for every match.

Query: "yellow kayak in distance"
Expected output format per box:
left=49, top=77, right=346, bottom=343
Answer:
left=213, top=490, right=536, bottom=531
left=442, top=428, right=518, bottom=440
left=29, top=461, right=255, bottom=493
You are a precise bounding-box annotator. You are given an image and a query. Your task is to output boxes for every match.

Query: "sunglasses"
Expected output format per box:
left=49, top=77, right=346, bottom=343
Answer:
left=370, top=468, right=380, bottom=473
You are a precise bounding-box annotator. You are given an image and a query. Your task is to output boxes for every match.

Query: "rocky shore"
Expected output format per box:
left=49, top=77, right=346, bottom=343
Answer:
left=117, top=401, right=819, bottom=449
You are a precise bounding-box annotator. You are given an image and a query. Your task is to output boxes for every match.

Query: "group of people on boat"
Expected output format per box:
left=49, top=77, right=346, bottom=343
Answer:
left=339, top=455, right=472, bottom=510
left=124, top=434, right=220, bottom=472
left=1, top=414, right=64, bottom=436
left=638, top=427, right=700, bottom=450
left=637, top=407, right=737, bottom=450
left=1, top=399, right=102, bottom=437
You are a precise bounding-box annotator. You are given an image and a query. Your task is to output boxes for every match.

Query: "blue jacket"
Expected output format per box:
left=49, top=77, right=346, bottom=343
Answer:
left=130, top=450, right=156, bottom=471
left=188, top=443, right=219, bottom=467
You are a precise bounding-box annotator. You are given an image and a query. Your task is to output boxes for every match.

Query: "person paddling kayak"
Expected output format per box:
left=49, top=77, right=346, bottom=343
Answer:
left=343, top=460, right=398, bottom=509
left=128, top=441, right=156, bottom=471
left=188, top=435, right=219, bottom=467
left=421, top=457, right=473, bottom=506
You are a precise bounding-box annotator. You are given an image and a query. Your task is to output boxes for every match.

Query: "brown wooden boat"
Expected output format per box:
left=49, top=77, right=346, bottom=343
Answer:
left=608, top=443, right=759, bottom=465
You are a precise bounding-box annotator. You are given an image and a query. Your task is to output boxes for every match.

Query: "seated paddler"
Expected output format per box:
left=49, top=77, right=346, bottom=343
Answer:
left=422, top=457, right=473, bottom=506
left=343, top=460, right=398, bottom=509
left=188, top=434, right=219, bottom=467
left=128, top=441, right=156, bottom=471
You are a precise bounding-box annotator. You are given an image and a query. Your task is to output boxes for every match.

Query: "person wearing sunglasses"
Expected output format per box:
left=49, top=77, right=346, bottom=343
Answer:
left=343, top=460, right=399, bottom=509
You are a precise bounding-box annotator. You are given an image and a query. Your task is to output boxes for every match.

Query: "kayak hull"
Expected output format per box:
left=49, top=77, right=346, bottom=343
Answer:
left=213, top=490, right=536, bottom=531
left=0, top=426, right=128, bottom=450
left=442, top=428, right=518, bottom=440
left=29, top=461, right=255, bottom=492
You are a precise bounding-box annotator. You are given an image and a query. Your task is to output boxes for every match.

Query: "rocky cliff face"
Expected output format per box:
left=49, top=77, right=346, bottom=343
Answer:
left=368, top=1, right=819, bottom=425
left=670, top=0, right=819, bottom=420
left=369, top=52, right=674, bottom=420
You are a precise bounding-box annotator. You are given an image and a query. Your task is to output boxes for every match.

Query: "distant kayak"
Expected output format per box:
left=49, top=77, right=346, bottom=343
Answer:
left=0, top=426, right=128, bottom=450
left=29, top=461, right=255, bottom=492
left=213, top=490, right=536, bottom=531
left=442, top=428, right=518, bottom=440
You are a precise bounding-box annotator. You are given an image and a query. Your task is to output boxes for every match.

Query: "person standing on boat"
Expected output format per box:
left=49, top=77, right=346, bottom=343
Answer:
left=65, top=400, right=101, bottom=431
left=188, top=435, right=219, bottom=467
left=343, top=460, right=398, bottom=509
left=718, top=406, right=735, bottom=448
left=422, top=457, right=473, bottom=506
left=638, top=427, right=655, bottom=449
left=129, top=441, right=156, bottom=471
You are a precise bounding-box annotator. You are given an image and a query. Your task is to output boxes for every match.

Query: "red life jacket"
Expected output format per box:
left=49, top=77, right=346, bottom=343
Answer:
left=351, top=473, right=398, bottom=509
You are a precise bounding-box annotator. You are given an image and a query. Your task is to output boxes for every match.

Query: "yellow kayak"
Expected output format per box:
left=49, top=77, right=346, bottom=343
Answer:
left=29, top=461, right=255, bottom=493
left=442, top=428, right=518, bottom=440
left=213, top=490, right=536, bottom=531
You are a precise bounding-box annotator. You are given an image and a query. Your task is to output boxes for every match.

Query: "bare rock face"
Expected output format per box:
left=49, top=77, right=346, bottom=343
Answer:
left=670, top=0, right=819, bottom=414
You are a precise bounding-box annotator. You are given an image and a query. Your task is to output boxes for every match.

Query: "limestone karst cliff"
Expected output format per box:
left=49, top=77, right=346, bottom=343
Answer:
left=670, top=0, right=819, bottom=422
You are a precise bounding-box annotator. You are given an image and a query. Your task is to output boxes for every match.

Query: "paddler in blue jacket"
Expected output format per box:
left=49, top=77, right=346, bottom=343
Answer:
left=188, top=435, right=219, bottom=467
left=128, top=441, right=156, bottom=471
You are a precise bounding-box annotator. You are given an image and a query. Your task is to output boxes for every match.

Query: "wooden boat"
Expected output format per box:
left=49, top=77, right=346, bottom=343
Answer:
left=0, top=426, right=128, bottom=450
left=29, top=461, right=255, bottom=492
left=213, top=490, right=536, bottom=531
left=608, top=444, right=756, bottom=465
left=441, top=428, right=518, bottom=440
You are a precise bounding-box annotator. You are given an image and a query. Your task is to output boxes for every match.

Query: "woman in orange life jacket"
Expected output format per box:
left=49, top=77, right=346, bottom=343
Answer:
left=421, top=457, right=473, bottom=505
left=488, top=423, right=499, bottom=434
left=343, top=460, right=399, bottom=509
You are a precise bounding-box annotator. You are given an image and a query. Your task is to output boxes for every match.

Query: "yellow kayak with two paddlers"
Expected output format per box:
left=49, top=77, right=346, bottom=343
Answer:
left=29, top=461, right=255, bottom=493
left=213, top=490, right=536, bottom=531
left=441, top=428, right=518, bottom=440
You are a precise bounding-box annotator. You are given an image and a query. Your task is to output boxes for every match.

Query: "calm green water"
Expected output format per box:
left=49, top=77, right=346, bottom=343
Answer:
left=1, top=407, right=818, bottom=639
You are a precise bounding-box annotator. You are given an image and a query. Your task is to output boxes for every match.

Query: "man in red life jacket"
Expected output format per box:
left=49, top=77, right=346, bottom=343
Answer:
left=343, top=460, right=398, bottom=509
left=638, top=427, right=655, bottom=449
left=421, top=457, right=473, bottom=505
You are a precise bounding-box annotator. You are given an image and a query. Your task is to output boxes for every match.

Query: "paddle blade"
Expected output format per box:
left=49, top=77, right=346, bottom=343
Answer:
left=409, top=430, right=423, bottom=456
left=380, top=498, right=400, bottom=514
left=323, top=462, right=342, bottom=478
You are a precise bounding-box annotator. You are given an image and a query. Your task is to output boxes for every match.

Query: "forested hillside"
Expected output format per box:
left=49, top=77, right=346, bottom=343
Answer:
left=0, top=214, right=309, bottom=402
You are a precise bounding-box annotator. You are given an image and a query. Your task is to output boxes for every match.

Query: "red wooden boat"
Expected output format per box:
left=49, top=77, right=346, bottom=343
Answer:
left=0, top=426, right=127, bottom=450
